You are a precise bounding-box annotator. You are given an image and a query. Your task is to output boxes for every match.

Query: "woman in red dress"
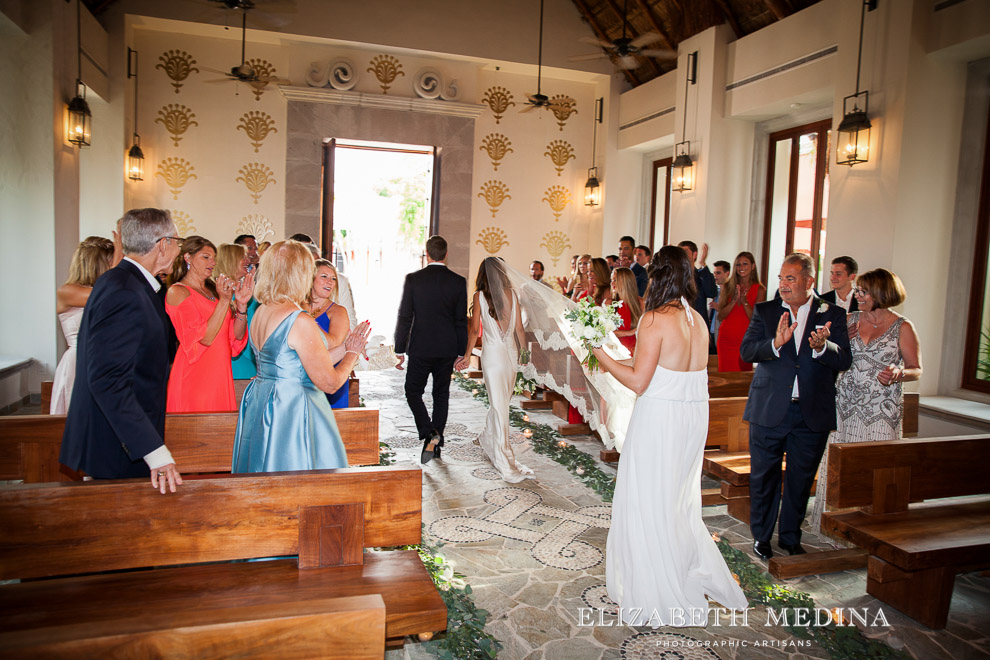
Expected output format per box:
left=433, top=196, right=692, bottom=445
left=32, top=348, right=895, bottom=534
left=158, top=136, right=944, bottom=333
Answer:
left=611, top=267, right=642, bottom=355
left=715, top=251, right=765, bottom=372
left=165, top=236, right=253, bottom=412
left=575, top=258, right=612, bottom=305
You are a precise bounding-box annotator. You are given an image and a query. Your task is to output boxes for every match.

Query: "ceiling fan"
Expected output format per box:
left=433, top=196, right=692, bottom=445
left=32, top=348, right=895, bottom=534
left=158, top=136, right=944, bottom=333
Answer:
left=521, top=0, right=573, bottom=112
left=202, top=9, right=290, bottom=90
left=570, top=0, right=676, bottom=70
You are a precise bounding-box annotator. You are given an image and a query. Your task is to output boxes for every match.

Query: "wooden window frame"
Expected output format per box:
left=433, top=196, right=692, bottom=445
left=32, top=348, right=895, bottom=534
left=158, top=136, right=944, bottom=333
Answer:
left=649, top=157, right=672, bottom=252
left=962, top=104, right=990, bottom=393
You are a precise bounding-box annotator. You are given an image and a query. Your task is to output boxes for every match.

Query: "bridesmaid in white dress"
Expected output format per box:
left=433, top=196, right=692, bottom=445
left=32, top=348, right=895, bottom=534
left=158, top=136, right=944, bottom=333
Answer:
left=457, top=258, right=534, bottom=483
left=52, top=236, right=118, bottom=414
left=593, top=246, right=747, bottom=627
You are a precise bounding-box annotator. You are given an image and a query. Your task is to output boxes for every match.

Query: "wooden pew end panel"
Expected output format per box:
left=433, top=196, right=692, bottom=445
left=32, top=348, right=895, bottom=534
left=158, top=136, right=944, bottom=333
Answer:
left=867, top=556, right=955, bottom=630
left=299, top=504, right=365, bottom=569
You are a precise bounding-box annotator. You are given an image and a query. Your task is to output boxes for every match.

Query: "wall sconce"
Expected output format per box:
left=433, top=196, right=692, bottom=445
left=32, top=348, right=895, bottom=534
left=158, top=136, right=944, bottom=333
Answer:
left=126, top=48, right=144, bottom=180
left=672, top=51, right=697, bottom=193
left=66, top=0, right=91, bottom=147
left=584, top=97, right=604, bottom=206
left=837, top=0, right=877, bottom=166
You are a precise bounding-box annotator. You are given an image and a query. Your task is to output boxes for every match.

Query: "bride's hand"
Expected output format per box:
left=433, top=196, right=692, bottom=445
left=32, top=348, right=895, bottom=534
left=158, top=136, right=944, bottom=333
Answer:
left=454, top=356, right=469, bottom=371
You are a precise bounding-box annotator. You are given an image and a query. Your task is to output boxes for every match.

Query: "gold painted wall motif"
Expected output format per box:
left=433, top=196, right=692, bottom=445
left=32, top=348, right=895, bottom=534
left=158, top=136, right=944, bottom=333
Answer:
left=156, top=50, right=199, bottom=94
left=550, top=95, right=577, bottom=131
left=155, top=104, right=198, bottom=147
left=540, top=231, right=571, bottom=267
left=479, top=133, right=513, bottom=171
left=478, top=180, right=511, bottom=218
left=542, top=185, right=571, bottom=221
left=237, top=214, right=275, bottom=243
left=476, top=227, right=510, bottom=255
left=367, top=54, right=404, bottom=94
left=245, top=59, right=277, bottom=100
left=156, top=157, right=198, bottom=200
left=544, top=140, right=574, bottom=176
left=237, top=110, right=277, bottom=152
left=236, top=163, right=277, bottom=204
left=170, top=210, right=197, bottom=236
left=481, top=86, right=515, bottom=124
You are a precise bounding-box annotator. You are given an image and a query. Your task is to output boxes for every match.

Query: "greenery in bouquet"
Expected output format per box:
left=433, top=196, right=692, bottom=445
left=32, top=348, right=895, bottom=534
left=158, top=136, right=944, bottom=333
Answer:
left=563, top=297, right=623, bottom=371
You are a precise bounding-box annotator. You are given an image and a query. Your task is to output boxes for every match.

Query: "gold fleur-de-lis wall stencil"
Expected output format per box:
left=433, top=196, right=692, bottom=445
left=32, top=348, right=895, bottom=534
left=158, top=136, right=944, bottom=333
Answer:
left=550, top=95, right=578, bottom=131
left=237, top=214, right=275, bottom=243
left=482, top=86, right=515, bottom=124
left=367, top=54, right=404, bottom=94
left=478, top=180, right=511, bottom=218
left=237, top=110, right=277, bottom=152
left=155, top=104, right=198, bottom=147
left=479, top=133, right=513, bottom=171
left=476, top=227, right=510, bottom=255
left=156, top=157, right=197, bottom=200
left=544, top=140, right=575, bottom=176
left=245, top=59, right=277, bottom=100
left=542, top=185, right=571, bottom=221
left=236, top=163, right=277, bottom=204
left=170, top=210, right=197, bottom=236
left=156, top=50, right=199, bottom=94
left=540, top=230, right=571, bottom=267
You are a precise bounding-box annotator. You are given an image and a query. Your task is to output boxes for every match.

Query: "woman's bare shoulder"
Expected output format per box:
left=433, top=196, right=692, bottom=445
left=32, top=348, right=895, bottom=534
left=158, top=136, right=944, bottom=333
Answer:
left=165, top=283, right=190, bottom=305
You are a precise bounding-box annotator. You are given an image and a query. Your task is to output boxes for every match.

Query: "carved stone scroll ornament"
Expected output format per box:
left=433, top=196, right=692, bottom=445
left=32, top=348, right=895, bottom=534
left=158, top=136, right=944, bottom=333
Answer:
left=412, top=68, right=460, bottom=101
left=305, top=58, right=358, bottom=90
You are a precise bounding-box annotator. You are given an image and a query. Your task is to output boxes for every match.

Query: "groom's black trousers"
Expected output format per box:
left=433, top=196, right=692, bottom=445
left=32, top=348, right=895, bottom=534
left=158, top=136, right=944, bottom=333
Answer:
left=404, top=355, right=457, bottom=441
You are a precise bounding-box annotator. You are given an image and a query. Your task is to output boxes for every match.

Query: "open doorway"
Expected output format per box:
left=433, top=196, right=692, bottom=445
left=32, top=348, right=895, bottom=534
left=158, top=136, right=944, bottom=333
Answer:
left=321, top=138, right=436, bottom=340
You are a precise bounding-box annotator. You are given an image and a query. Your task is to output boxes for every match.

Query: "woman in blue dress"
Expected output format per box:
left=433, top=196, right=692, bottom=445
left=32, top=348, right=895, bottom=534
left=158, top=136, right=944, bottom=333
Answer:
left=232, top=240, right=371, bottom=473
left=307, top=259, right=351, bottom=408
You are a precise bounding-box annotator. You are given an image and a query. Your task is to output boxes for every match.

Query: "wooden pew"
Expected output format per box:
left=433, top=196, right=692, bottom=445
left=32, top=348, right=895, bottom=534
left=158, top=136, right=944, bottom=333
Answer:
left=0, top=467, right=446, bottom=654
left=820, top=435, right=990, bottom=629
left=0, top=408, right=380, bottom=483
left=703, top=393, right=921, bottom=523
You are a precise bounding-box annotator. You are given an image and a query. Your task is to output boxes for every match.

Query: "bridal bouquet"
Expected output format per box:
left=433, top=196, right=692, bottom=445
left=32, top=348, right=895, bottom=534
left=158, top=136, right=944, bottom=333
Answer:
left=564, top=297, right=622, bottom=371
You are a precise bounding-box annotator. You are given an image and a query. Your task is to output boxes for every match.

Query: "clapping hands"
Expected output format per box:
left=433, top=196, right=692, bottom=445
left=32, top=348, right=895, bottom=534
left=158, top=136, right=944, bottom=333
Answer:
left=773, top=311, right=797, bottom=350
left=808, top=322, right=831, bottom=351
left=344, top=320, right=372, bottom=355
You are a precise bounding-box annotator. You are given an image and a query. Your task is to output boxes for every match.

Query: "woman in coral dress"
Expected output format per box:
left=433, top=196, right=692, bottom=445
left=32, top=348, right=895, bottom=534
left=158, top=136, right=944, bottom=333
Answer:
left=165, top=236, right=253, bottom=412
left=715, top=251, right=765, bottom=372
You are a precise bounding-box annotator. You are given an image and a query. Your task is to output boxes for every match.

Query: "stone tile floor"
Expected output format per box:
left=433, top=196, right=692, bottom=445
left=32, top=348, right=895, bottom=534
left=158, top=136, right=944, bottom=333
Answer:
left=363, top=368, right=990, bottom=660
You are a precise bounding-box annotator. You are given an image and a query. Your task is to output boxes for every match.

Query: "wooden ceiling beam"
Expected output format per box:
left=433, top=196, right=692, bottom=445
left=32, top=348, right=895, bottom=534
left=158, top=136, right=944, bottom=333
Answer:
left=763, top=0, right=794, bottom=20
left=571, top=0, right=640, bottom=87
left=632, top=0, right=677, bottom=52
left=713, top=0, right=745, bottom=37
left=599, top=0, right=663, bottom=76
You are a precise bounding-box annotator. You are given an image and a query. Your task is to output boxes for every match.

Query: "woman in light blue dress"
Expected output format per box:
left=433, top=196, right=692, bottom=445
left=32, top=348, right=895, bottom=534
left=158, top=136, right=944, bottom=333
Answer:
left=232, top=240, right=371, bottom=473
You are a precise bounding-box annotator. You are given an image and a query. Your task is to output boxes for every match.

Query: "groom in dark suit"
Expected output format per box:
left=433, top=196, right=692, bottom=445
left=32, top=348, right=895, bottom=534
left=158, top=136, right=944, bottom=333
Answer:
left=740, top=253, right=851, bottom=559
left=60, top=208, right=183, bottom=493
left=394, top=235, right=468, bottom=464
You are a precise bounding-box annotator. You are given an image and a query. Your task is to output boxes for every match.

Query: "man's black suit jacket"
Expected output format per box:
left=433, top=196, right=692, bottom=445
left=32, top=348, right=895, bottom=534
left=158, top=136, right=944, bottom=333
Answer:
left=59, top=259, right=171, bottom=478
left=821, top=289, right=859, bottom=312
left=394, top=264, right=468, bottom=359
left=739, top=296, right=851, bottom=433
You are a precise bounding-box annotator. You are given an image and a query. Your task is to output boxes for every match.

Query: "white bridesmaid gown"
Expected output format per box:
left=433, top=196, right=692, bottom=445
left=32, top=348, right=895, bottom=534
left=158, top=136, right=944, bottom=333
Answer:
left=478, top=295, right=534, bottom=483
left=51, top=307, right=84, bottom=414
left=606, top=299, right=747, bottom=627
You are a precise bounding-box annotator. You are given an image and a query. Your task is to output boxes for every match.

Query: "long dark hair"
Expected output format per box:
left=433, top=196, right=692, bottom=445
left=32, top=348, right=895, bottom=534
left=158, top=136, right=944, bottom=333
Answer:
left=474, top=257, right=508, bottom=320
left=643, top=245, right=696, bottom=312
left=589, top=257, right=611, bottom=305
left=167, top=235, right=218, bottom=297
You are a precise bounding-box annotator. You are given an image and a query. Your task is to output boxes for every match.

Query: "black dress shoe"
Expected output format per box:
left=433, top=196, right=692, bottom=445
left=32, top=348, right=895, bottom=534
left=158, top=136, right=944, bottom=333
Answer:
left=433, top=444, right=442, bottom=460
left=420, top=432, right=441, bottom=464
left=753, top=541, right=773, bottom=560
left=779, top=543, right=806, bottom=556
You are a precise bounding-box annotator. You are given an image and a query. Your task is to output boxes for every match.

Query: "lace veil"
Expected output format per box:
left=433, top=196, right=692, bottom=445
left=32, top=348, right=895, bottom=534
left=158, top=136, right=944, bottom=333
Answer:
left=483, top=258, right=636, bottom=451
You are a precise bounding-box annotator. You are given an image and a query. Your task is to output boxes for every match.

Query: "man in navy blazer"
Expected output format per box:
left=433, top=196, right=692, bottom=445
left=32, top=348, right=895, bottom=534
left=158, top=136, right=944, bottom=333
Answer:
left=740, top=253, right=851, bottom=559
left=394, top=235, right=468, bottom=464
left=59, top=208, right=183, bottom=493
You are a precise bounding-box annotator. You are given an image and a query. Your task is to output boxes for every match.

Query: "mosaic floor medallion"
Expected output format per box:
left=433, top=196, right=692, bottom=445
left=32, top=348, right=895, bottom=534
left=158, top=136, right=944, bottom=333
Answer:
left=442, top=423, right=478, bottom=440
left=581, top=584, right=617, bottom=615
left=621, top=632, right=723, bottom=659
left=442, top=443, right=489, bottom=463
left=471, top=466, right=502, bottom=480
left=382, top=435, right=421, bottom=449
left=429, top=486, right=611, bottom=570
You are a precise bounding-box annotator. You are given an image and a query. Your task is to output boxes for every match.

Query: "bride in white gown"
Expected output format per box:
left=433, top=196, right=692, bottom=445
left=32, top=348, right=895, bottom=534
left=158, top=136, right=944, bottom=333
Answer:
left=457, top=258, right=535, bottom=483
left=593, top=246, right=748, bottom=627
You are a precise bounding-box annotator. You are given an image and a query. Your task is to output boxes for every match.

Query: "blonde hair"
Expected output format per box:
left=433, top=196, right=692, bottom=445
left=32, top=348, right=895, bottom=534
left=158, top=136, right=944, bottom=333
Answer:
left=857, top=268, right=906, bottom=309
left=255, top=240, right=315, bottom=306
left=66, top=237, right=114, bottom=286
left=215, top=243, right=247, bottom=280
left=308, top=258, right=339, bottom=304
left=612, top=268, right=643, bottom=329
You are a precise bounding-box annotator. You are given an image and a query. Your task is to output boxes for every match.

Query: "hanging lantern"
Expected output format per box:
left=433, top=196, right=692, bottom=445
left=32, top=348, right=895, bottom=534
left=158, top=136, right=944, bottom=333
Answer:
left=584, top=167, right=601, bottom=207
left=66, top=81, right=92, bottom=147
left=127, top=136, right=145, bottom=181
left=672, top=141, right=694, bottom=193
left=836, top=92, right=871, bottom=166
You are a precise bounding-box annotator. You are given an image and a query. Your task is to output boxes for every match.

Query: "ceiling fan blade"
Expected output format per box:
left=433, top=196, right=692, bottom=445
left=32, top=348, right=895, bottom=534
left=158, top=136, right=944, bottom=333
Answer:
left=630, top=31, right=661, bottom=49
left=519, top=103, right=538, bottom=113
left=200, top=66, right=232, bottom=75
left=568, top=52, right=609, bottom=62
left=578, top=35, right=612, bottom=48
left=204, top=77, right=236, bottom=83
left=618, top=55, right=639, bottom=69
left=640, top=48, right=678, bottom=59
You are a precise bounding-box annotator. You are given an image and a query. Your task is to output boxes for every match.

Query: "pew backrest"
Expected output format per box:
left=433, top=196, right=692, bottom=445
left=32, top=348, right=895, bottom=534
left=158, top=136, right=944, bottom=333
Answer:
left=826, top=434, right=990, bottom=513
left=0, top=466, right=422, bottom=580
left=707, top=397, right=749, bottom=452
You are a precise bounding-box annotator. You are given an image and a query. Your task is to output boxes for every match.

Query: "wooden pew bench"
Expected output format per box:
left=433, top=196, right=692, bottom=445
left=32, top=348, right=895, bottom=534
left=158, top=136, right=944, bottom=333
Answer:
left=819, top=435, right=990, bottom=629
left=0, top=408, right=380, bottom=483
left=0, top=467, right=446, bottom=655
left=702, top=393, right=920, bottom=523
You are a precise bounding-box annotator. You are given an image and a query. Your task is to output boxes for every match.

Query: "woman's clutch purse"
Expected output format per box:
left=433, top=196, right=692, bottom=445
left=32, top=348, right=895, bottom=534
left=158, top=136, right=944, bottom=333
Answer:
left=359, top=335, right=399, bottom=371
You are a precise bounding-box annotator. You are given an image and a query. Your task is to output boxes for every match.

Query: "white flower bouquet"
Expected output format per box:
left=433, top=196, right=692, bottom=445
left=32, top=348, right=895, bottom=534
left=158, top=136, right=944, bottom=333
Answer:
left=564, top=297, right=623, bottom=371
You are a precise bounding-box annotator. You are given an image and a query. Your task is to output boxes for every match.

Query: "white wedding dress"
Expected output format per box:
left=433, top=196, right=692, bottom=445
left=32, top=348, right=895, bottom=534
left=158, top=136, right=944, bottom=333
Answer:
left=606, top=299, right=747, bottom=627
left=478, top=295, right=534, bottom=483
left=51, top=307, right=84, bottom=414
